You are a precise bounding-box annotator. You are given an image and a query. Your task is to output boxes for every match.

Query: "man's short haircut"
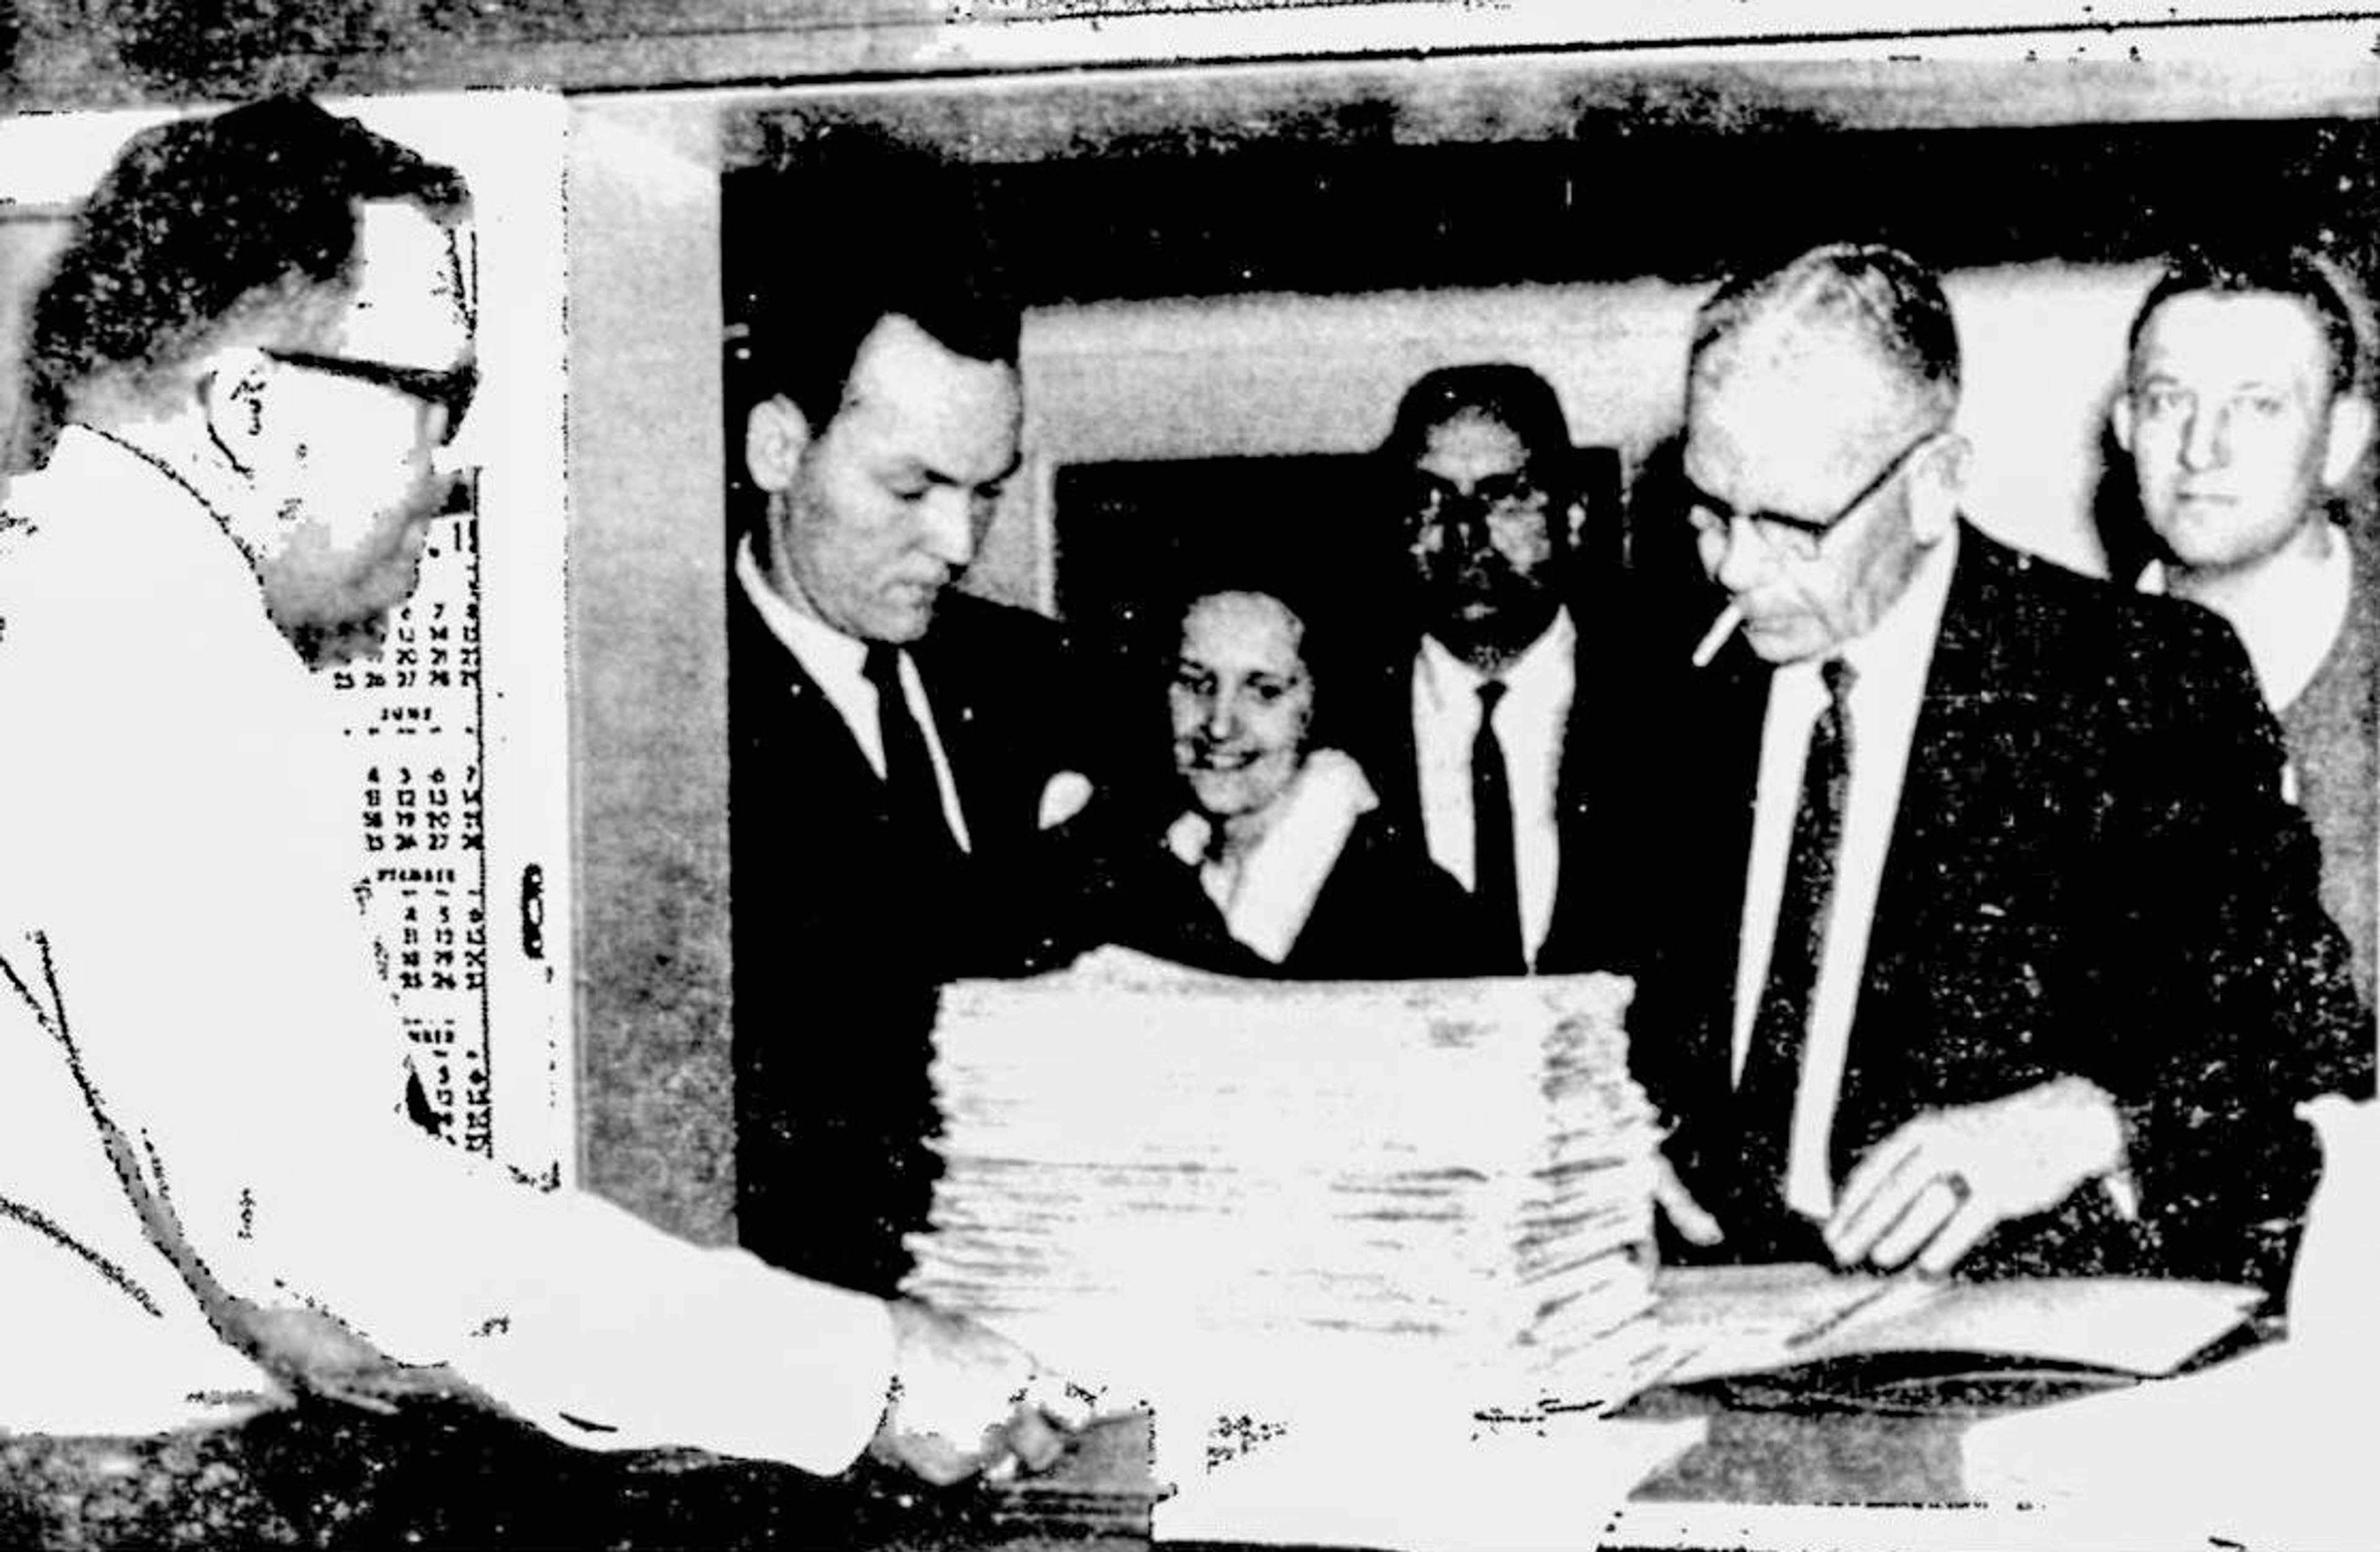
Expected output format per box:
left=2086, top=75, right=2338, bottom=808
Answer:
left=1690, top=243, right=1962, bottom=425
left=757, top=268, right=1022, bottom=435
left=2128, top=244, right=2365, bottom=398
left=1379, top=363, right=1574, bottom=475
left=739, top=136, right=1021, bottom=434
left=20, top=95, right=469, bottom=456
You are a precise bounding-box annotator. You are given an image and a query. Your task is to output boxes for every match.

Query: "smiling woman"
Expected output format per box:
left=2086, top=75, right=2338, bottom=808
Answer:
left=1034, top=578, right=1502, bottom=981
left=1169, top=589, right=1317, bottom=843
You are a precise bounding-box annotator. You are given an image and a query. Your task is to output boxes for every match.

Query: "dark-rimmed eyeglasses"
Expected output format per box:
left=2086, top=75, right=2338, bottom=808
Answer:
left=1399, top=470, right=1550, bottom=540
left=1683, top=426, right=1944, bottom=563
left=265, top=349, right=477, bottom=442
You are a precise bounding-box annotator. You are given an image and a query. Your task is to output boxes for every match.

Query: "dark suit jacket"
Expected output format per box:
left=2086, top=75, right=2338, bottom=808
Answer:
left=726, top=578, right=1088, bottom=1297
left=1629, top=523, right=2373, bottom=1292
left=1338, top=597, right=1662, bottom=977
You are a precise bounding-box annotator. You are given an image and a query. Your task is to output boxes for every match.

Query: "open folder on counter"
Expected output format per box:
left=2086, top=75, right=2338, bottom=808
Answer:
left=1640, top=1263, right=2264, bottom=1387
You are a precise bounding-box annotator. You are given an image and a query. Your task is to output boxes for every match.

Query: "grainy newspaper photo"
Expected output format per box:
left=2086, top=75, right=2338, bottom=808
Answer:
left=2, top=4, right=2378, bottom=1549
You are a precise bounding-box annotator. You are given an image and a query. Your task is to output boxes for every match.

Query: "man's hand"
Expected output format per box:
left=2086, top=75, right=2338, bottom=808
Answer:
left=1653, top=1155, right=1724, bottom=1248
left=868, top=1299, right=1093, bottom=1487
left=2286, top=1095, right=2380, bottom=1359
left=1825, top=1077, right=2127, bottom=1275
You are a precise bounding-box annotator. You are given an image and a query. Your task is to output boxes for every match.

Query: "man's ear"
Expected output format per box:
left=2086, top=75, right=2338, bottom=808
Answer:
left=2109, top=392, right=2137, bottom=458
left=200, top=348, right=276, bottom=477
left=744, top=394, right=812, bottom=495
left=2323, top=392, right=2375, bottom=490
left=1908, top=430, right=1970, bottom=545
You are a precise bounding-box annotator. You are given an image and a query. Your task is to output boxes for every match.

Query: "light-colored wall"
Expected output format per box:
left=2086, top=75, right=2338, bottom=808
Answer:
left=1023, top=262, right=2163, bottom=584
left=566, top=97, right=741, bottom=1242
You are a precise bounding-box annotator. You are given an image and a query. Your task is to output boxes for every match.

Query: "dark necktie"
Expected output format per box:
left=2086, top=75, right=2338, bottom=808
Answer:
left=862, top=644, right=961, bottom=870
left=1739, top=657, right=1858, bottom=1219
left=1471, top=680, right=1527, bottom=974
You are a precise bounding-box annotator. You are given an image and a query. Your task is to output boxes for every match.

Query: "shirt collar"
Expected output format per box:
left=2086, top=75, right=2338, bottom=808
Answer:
left=1809, top=521, right=1962, bottom=697
left=42, top=426, right=321, bottom=688
left=45, top=426, right=273, bottom=624
left=735, top=533, right=870, bottom=684
left=24, top=427, right=348, bottom=778
left=1166, top=748, right=1380, bottom=963
left=2138, top=524, right=2353, bottom=715
left=1416, top=604, right=1576, bottom=704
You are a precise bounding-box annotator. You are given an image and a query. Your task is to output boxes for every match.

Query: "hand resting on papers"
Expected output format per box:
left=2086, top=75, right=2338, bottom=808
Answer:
left=868, top=1300, right=1096, bottom=1486
left=1649, top=1077, right=2129, bottom=1276
left=1824, top=1077, right=2128, bottom=1274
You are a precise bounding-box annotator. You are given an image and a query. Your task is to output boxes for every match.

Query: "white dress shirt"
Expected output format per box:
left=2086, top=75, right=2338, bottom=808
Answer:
left=0, top=430, right=894, bottom=1468
left=1732, top=526, right=1962, bottom=1222
left=734, top=536, right=973, bottom=852
left=1411, top=607, right=1577, bottom=965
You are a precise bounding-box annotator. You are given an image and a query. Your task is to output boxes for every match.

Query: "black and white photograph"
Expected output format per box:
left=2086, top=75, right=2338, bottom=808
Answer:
left=2, top=4, right=2378, bottom=1547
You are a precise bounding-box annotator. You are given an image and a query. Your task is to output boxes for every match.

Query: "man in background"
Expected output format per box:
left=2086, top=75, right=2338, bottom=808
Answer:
left=2113, top=246, right=2379, bottom=1012
left=1341, top=363, right=1648, bottom=977
left=1631, top=242, right=2369, bottom=1292
left=0, top=95, right=1083, bottom=1503
left=728, top=206, right=1095, bottom=1298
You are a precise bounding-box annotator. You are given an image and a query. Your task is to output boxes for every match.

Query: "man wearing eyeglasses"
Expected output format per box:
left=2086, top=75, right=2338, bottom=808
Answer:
left=1629, top=243, right=2368, bottom=1293
left=1342, top=363, right=1645, bottom=977
left=0, top=97, right=1085, bottom=1507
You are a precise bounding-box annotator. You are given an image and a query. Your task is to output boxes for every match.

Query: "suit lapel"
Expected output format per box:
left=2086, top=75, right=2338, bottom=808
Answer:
left=912, top=611, right=1011, bottom=858
left=1835, top=526, right=2029, bottom=1147
left=1660, top=638, right=1771, bottom=1108
left=727, top=578, right=888, bottom=822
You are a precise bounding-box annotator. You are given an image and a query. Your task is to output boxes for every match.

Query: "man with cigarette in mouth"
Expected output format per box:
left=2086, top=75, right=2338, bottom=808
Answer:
left=1628, top=242, right=2371, bottom=1294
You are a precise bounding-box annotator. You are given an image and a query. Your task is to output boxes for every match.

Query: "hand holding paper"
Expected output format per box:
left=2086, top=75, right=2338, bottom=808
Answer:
left=1825, top=1076, right=2126, bottom=1274
left=870, top=1299, right=1093, bottom=1486
left=2285, top=1093, right=2380, bottom=1362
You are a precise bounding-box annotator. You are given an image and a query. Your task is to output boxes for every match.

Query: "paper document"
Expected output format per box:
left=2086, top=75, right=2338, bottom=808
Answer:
left=1647, top=1264, right=2260, bottom=1386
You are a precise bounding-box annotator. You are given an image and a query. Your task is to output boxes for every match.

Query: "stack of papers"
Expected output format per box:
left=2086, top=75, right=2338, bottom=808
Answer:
left=906, top=950, right=1668, bottom=1419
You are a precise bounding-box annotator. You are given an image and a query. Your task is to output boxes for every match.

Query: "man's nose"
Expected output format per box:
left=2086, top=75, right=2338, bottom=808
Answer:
left=428, top=449, right=474, bottom=516
left=917, top=490, right=979, bottom=568
left=1439, top=501, right=1496, bottom=559
left=431, top=434, right=474, bottom=487
left=2180, top=405, right=2229, bottom=472
left=1711, top=515, right=1770, bottom=594
left=1202, top=696, right=1236, bottom=741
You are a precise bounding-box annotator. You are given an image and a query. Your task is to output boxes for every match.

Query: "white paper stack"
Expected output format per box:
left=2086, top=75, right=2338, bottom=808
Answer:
left=906, top=950, right=1668, bottom=1421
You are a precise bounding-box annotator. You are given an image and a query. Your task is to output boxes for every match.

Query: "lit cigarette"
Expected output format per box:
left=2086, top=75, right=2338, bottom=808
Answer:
left=1690, top=602, right=1744, bottom=669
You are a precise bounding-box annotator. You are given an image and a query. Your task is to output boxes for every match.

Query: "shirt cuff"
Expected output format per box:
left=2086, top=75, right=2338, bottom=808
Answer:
left=449, top=1201, right=900, bottom=1476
